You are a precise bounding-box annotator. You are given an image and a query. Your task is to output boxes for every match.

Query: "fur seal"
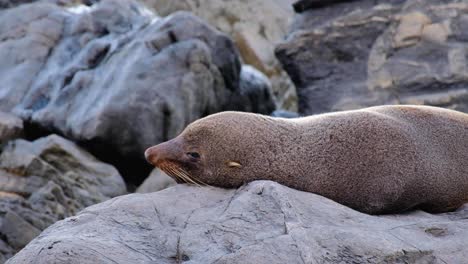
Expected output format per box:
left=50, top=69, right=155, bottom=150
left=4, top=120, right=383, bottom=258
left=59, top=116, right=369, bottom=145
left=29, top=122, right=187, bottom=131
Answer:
left=145, top=105, right=468, bottom=214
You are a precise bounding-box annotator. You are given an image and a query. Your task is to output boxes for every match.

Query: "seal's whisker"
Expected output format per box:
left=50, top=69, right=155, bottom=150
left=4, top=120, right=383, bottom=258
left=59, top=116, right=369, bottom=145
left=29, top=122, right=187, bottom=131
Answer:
left=178, top=170, right=200, bottom=186
left=161, top=164, right=183, bottom=182
left=174, top=166, right=202, bottom=186
left=176, top=167, right=210, bottom=187
left=159, top=161, right=210, bottom=187
left=167, top=166, right=186, bottom=183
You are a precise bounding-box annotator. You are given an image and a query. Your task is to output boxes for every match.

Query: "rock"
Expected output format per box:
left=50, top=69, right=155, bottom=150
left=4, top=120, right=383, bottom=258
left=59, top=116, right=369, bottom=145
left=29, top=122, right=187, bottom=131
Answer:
left=277, top=0, right=468, bottom=115
left=0, top=0, right=274, bottom=183
left=276, top=0, right=405, bottom=115
left=0, top=0, right=34, bottom=9
left=292, top=0, right=359, bottom=13
left=367, top=1, right=468, bottom=113
left=7, top=180, right=468, bottom=263
left=136, top=168, right=176, bottom=193
left=0, top=134, right=126, bottom=261
left=271, top=109, right=300, bottom=118
left=232, top=65, right=276, bottom=114
left=142, top=0, right=298, bottom=111
left=0, top=112, right=23, bottom=145
left=0, top=0, right=92, bottom=9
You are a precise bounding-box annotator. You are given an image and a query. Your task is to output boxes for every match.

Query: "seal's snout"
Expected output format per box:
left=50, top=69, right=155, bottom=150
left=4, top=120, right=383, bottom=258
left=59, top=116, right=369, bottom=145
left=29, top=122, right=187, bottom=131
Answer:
left=145, top=146, right=159, bottom=165
left=145, top=139, right=180, bottom=166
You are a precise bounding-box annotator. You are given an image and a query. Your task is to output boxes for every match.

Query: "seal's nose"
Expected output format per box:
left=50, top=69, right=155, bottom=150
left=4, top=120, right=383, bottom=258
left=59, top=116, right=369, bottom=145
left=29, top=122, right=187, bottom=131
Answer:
left=144, top=146, right=158, bottom=165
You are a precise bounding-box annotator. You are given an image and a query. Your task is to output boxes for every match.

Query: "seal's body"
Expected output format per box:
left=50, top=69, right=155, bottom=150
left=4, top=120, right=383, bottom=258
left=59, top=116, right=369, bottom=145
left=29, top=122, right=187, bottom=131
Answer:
left=145, top=105, right=468, bottom=214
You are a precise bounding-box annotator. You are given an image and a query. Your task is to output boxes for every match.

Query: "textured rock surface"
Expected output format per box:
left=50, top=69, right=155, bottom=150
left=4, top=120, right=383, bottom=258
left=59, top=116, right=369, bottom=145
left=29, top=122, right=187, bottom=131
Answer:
left=233, top=65, right=276, bottom=114
left=0, top=135, right=126, bottom=261
left=276, top=0, right=468, bottom=115
left=143, top=0, right=298, bottom=111
left=136, top=168, right=175, bottom=193
left=0, top=0, right=275, bottom=182
left=8, top=181, right=468, bottom=263
left=0, top=112, right=23, bottom=145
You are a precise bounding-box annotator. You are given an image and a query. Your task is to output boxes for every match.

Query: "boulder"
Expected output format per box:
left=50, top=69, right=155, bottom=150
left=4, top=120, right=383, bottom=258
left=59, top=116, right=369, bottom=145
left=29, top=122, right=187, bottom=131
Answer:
left=367, top=0, right=468, bottom=113
left=136, top=168, right=176, bottom=193
left=0, top=0, right=275, bottom=182
left=276, top=0, right=468, bottom=115
left=233, top=65, right=276, bottom=114
left=0, top=112, right=23, bottom=145
left=7, top=181, right=468, bottom=263
left=0, top=135, right=126, bottom=261
left=271, top=109, right=300, bottom=118
left=141, top=0, right=298, bottom=111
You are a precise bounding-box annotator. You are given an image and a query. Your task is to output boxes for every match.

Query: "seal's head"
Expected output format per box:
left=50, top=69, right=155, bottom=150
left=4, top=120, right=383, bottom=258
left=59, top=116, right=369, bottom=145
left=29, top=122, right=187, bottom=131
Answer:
left=145, top=112, right=270, bottom=187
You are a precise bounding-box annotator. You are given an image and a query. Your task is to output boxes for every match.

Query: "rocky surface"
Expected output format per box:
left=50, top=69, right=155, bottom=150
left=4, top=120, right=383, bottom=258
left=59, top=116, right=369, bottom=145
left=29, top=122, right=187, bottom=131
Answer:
left=0, top=112, right=23, bottom=145
left=0, top=0, right=276, bottom=183
left=142, top=0, right=298, bottom=111
left=0, top=135, right=126, bottom=261
left=136, top=168, right=175, bottom=193
left=276, top=0, right=468, bottom=115
left=7, top=180, right=468, bottom=263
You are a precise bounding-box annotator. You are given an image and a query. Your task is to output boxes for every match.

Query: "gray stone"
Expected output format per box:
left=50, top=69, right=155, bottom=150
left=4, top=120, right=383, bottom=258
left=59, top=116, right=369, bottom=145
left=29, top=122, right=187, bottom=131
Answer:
left=0, top=0, right=275, bottom=182
left=276, top=0, right=468, bottom=115
left=276, top=0, right=405, bottom=115
left=142, top=0, right=298, bottom=111
left=136, top=168, right=176, bottom=193
left=233, top=65, right=276, bottom=114
left=0, top=135, right=126, bottom=261
left=7, top=181, right=468, bottom=263
left=0, top=112, right=23, bottom=145
left=1, top=211, right=41, bottom=250
left=368, top=0, right=468, bottom=113
left=271, top=109, right=300, bottom=118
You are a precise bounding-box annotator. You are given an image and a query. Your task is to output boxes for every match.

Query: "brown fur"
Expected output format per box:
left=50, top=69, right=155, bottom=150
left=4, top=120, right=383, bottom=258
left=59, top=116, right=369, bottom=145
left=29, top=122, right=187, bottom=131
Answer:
left=145, top=105, right=468, bottom=214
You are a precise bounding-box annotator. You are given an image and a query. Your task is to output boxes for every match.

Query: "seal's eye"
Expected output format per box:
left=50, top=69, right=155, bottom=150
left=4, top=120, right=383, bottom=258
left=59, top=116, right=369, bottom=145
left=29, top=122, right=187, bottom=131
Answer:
left=187, top=152, right=200, bottom=159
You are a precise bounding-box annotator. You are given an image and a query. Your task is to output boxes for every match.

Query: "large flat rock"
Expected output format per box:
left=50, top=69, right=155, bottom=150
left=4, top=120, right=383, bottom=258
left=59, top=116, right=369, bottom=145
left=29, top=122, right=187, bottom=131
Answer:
left=8, top=181, right=468, bottom=263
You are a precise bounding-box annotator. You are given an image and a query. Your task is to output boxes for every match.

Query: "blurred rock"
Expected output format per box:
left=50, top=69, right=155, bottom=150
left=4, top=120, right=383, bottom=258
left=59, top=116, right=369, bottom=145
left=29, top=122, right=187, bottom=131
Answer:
left=0, top=0, right=34, bottom=9
left=0, top=135, right=126, bottom=261
left=271, top=109, right=300, bottom=118
left=277, top=0, right=468, bottom=115
left=0, top=0, right=94, bottom=9
left=0, top=0, right=275, bottom=183
left=276, top=0, right=404, bottom=115
left=231, top=65, right=276, bottom=114
left=142, top=0, right=298, bottom=111
left=8, top=181, right=468, bottom=263
left=368, top=0, right=468, bottom=112
left=136, top=168, right=176, bottom=193
left=0, top=112, right=23, bottom=145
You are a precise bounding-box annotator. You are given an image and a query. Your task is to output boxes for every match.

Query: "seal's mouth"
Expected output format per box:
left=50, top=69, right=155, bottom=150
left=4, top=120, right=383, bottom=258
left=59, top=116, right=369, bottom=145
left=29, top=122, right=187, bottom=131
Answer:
left=158, top=161, right=209, bottom=186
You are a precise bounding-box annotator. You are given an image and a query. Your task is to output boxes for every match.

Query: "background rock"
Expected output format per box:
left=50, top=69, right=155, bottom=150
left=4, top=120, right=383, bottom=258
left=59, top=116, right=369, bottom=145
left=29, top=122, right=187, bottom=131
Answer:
left=271, top=109, right=300, bottom=118
left=0, top=112, right=23, bottom=145
left=141, top=0, right=298, bottom=111
left=368, top=0, right=468, bottom=112
left=0, top=135, right=126, bottom=261
left=7, top=181, right=468, bottom=263
left=230, top=65, right=276, bottom=114
left=276, top=0, right=468, bottom=115
left=276, top=0, right=405, bottom=115
left=136, top=168, right=175, bottom=193
left=0, top=0, right=275, bottom=183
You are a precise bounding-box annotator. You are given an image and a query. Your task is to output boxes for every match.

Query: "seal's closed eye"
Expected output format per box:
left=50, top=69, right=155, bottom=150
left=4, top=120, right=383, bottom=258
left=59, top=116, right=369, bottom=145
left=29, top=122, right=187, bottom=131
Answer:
left=187, top=152, right=200, bottom=159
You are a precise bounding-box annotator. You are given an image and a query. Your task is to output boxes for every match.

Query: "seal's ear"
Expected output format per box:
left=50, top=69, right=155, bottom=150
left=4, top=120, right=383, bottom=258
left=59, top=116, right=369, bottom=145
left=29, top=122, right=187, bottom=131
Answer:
left=227, top=161, right=242, bottom=168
